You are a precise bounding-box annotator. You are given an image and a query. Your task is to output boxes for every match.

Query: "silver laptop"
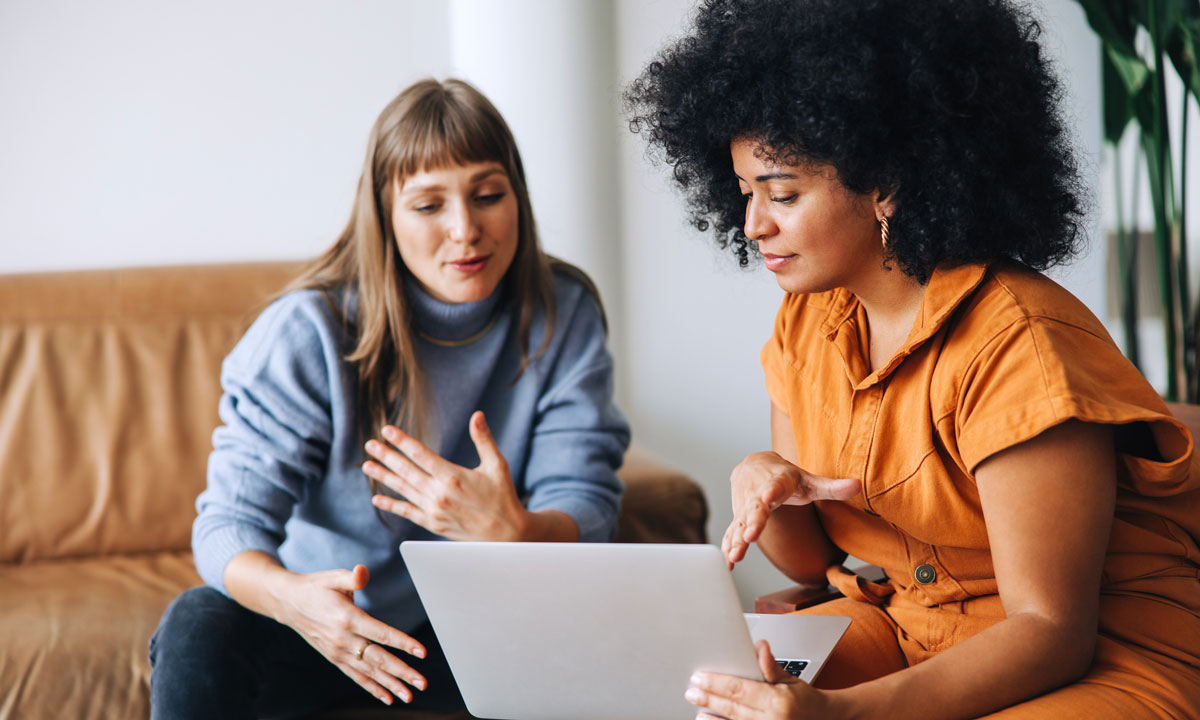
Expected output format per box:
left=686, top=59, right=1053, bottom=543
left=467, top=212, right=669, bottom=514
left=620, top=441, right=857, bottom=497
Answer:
left=400, top=541, right=851, bottom=720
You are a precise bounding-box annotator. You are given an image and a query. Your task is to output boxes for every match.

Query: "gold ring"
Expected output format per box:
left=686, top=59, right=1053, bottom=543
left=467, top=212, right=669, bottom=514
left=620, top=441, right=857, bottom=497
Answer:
left=355, top=640, right=370, bottom=661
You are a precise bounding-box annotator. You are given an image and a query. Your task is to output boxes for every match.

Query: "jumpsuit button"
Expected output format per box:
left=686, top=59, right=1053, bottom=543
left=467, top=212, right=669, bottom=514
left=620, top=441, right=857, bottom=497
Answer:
left=914, top=564, right=937, bottom=584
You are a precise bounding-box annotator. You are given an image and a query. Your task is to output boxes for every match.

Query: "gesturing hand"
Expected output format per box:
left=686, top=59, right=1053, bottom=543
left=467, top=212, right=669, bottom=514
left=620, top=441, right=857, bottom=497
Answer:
left=363, top=410, right=529, bottom=541
left=722, top=451, right=859, bottom=566
left=275, top=564, right=428, bottom=706
left=687, top=640, right=831, bottom=720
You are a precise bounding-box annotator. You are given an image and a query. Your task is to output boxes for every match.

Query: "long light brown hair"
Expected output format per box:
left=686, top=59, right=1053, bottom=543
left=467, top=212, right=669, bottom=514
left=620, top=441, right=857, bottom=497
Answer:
left=282, top=78, right=600, bottom=495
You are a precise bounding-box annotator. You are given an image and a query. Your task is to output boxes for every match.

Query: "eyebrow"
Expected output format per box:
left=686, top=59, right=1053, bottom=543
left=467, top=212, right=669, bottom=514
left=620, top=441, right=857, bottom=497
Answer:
left=400, top=167, right=506, bottom=194
left=734, top=172, right=800, bottom=183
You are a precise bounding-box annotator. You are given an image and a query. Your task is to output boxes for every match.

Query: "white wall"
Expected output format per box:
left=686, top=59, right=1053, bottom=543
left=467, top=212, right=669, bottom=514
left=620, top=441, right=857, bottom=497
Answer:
left=1, top=0, right=1112, bottom=608
left=1040, top=1, right=1104, bottom=319
left=0, top=0, right=450, bottom=271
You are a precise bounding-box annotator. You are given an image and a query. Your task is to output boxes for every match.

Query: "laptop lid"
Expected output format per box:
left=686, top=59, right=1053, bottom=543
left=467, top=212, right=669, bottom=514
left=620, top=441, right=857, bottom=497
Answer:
left=401, top=541, right=848, bottom=720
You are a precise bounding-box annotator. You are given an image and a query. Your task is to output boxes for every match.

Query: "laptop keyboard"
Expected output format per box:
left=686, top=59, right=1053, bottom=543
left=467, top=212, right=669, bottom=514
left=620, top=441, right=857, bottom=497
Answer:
left=776, top=659, right=809, bottom=677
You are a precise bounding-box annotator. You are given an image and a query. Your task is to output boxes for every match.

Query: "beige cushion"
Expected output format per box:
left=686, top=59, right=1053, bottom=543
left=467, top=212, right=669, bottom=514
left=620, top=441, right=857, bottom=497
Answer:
left=615, top=448, right=708, bottom=544
left=0, top=263, right=298, bottom=562
left=0, top=552, right=200, bottom=719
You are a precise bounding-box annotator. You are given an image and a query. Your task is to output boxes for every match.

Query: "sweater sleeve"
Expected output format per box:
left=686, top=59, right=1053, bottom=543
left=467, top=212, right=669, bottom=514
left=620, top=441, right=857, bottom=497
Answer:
left=192, top=292, right=337, bottom=594
left=522, top=287, right=630, bottom=542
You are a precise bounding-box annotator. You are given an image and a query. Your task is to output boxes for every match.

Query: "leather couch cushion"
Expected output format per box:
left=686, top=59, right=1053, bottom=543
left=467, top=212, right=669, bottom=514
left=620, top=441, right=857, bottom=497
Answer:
left=0, top=263, right=299, bottom=563
left=615, top=448, right=709, bottom=544
left=0, top=552, right=200, bottom=719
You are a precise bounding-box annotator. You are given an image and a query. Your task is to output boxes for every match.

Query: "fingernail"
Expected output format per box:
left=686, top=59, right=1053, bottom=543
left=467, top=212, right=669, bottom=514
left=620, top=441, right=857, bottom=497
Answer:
left=383, top=426, right=397, bottom=439
left=685, top=688, right=702, bottom=703
left=414, top=646, right=426, bottom=659
left=415, top=678, right=427, bottom=690
left=689, top=672, right=703, bottom=684
left=379, top=694, right=392, bottom=705
left=365, top=440, right=379, bottom=453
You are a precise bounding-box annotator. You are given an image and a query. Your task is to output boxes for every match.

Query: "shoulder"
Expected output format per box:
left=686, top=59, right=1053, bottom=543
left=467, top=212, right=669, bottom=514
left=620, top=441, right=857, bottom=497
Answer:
left=942, top=264, right=1125, bottom=382
left=957, top=265, right=1109, bottom=340
left=938, top=266, right=1167, bottom=468
left=551, top=265, right=599, bottom=307
left=761, top=290, right=841, bottom=406
left=514, top=267, right=611, bottom=376
left=936, top=264, right=1122, bottom=378
left=225, top=287, right=351, bottom=378
left=547, top=265, right=606, bottom=334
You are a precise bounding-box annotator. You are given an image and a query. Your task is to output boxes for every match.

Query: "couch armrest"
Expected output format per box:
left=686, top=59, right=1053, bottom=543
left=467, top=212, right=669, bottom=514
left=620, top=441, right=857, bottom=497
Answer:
left=613, top=444, right=708, bottom=544
left=754, top=582, right=842, bottom=614
left=755, top=564, right=888, bottom=614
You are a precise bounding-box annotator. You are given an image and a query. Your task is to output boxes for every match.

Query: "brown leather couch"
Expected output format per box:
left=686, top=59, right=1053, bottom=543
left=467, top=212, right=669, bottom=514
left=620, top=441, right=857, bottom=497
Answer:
left=0, top=262, right=708, bottom=720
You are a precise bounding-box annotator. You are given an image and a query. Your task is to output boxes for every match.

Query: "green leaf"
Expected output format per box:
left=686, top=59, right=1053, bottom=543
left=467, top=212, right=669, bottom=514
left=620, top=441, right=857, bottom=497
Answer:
left=1167, top=16, right=1200, bottom=97
left=1106, top=42, right=1152, bottom=94
left=1160, top=0, right=1198, bottom=29
left=1073, top=0, right=1141, bottom=56
left=1104, top=48, right=1138, bottom=142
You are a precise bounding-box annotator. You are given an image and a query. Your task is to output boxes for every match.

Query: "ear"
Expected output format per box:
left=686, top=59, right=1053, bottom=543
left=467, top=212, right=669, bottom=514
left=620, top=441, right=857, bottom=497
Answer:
left=873, top=188, right=897, bottom=223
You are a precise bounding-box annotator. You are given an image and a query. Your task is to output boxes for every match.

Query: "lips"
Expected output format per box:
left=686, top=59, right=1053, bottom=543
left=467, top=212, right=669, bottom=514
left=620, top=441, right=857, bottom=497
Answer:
left=448, top=254, right=490, bottom=274
left=761, top=253, right=796, bottom=272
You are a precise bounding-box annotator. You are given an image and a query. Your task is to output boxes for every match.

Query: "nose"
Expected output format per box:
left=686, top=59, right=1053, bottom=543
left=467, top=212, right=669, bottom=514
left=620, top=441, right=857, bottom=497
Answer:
left=447, top=200, right=482, bottom=245
left=743, top=194, right=776, bottom=242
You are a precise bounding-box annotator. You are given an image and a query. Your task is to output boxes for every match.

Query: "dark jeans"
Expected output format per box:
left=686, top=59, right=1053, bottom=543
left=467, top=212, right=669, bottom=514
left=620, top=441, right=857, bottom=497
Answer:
left=149, top=586, right=464, bottom=720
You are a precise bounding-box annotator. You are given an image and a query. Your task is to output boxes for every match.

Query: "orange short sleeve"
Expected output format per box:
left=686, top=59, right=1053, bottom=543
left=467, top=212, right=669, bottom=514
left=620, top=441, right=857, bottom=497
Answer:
left=955, top=313, right=1186, bottom=475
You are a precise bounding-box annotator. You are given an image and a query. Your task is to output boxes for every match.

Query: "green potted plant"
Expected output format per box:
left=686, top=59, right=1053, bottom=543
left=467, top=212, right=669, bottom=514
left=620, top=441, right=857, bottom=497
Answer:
left=1073, top=0, right=1200, bottom=400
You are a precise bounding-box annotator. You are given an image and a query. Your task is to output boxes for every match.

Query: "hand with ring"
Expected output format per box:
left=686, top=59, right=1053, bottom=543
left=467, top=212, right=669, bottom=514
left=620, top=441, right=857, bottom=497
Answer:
left=272, top=563, right=429, bottom=705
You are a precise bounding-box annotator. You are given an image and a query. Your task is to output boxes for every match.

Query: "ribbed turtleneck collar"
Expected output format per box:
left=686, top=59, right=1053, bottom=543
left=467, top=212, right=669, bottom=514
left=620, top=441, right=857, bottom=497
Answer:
left=403, top=276, right=505, bottom=343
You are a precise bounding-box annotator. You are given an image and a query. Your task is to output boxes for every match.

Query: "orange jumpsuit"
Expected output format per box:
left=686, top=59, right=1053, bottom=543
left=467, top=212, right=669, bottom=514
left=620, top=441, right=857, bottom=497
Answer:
left=761, top=263, right=1200, bottom=717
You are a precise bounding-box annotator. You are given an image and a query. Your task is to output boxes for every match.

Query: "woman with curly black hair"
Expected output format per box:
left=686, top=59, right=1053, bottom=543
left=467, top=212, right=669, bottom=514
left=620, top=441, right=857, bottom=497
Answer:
left=627, top=1, right=1200, bottom=718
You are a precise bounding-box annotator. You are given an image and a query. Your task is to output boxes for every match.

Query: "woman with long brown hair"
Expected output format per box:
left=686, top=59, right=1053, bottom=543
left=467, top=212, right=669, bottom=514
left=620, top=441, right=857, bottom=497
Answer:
left=149, top=78, right=628, bottom=718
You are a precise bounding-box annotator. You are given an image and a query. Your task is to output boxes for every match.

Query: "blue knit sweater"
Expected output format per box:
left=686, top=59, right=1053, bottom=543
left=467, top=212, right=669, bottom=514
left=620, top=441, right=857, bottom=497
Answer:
left=192, top=272, right=629, bottom=632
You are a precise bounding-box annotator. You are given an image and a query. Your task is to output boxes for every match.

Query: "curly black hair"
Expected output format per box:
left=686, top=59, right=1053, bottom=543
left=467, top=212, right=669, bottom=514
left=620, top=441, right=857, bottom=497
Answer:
left=624, top=0, right=1086, bottom=282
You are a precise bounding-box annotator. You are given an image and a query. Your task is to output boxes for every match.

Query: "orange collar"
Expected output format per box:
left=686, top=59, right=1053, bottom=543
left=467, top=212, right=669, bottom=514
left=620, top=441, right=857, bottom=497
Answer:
left=819, top=264, right=991, bottom=388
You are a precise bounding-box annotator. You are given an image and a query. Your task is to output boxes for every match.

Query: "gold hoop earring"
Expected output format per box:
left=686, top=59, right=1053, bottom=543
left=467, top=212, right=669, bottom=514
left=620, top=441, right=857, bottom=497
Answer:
left=880, top=217, right=891, bottom=250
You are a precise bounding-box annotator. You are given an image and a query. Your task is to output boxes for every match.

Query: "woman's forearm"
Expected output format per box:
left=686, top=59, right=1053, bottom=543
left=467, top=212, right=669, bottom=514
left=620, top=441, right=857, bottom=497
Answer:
left=830, top=612, right=1096, bottom=720
left=516, top=509, right=580, bottom=542
left=756, top=504, right=844, bottom=584
left=222, top=550, right=300, bottom=623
